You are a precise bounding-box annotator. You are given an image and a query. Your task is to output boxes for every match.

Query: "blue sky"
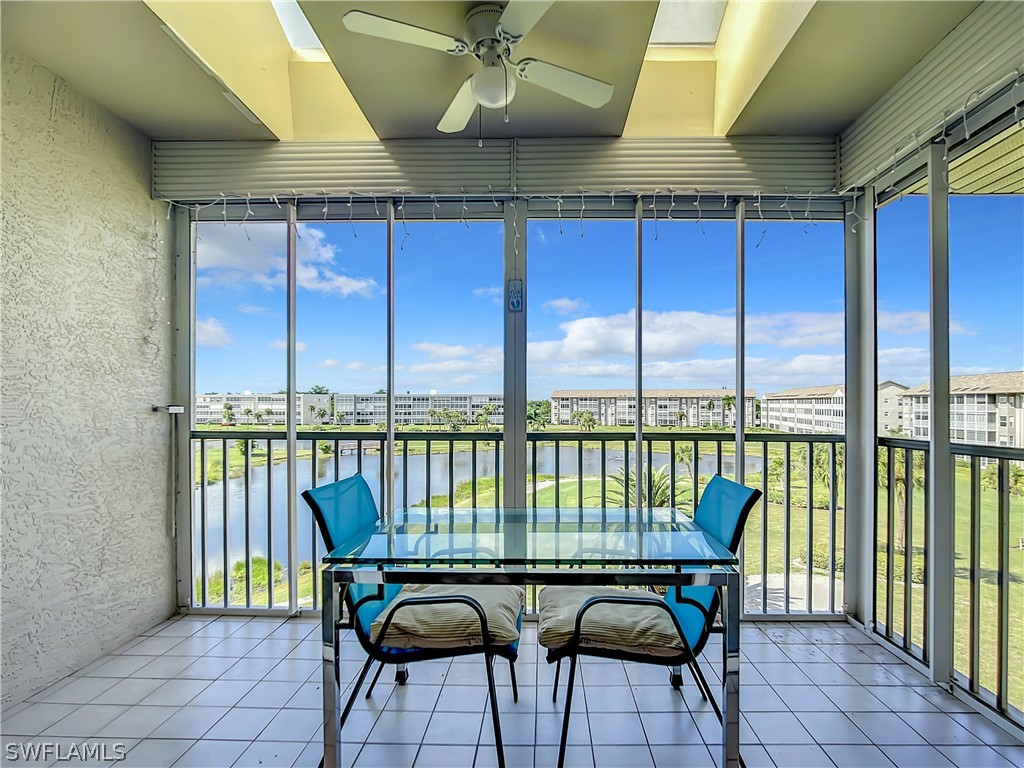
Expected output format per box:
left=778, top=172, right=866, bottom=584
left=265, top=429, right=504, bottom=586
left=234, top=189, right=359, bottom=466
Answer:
left=194, top=196, right=1022, bottom=399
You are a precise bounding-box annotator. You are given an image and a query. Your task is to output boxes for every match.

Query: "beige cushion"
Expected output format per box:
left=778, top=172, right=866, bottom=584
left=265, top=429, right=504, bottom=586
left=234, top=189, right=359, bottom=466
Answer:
left=369, top=584, right=525, bottom=650
left=538, top=586, right=684, bottom=657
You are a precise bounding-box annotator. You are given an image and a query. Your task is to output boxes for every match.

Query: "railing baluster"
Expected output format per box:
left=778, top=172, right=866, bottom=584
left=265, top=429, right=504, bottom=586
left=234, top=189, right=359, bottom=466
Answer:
left=996, top=457, right=1010, bottom=714
left=200, top=440, right=208, bottom=606
left=267, top=438, right=274, bottom=609
left=578, top=440, right=584, bottom=510
left=885, top=446, right=895, bottom=640
left=669, top=438, right=677, bottom=510
left=716, top=440, right=723, bottom=477
left=333, top=436, right=339, bottom=480
left=784, top=441, right=791, bottom=613
left=903, top=447, right=913, bottom=653
left=970, top=454, right=981, bottom=693
left=222, top=438, right=229, bottom=608
left=425, top=439, right=432, bottom=508
left=531, top=437, right=538, bottom=510
left=761, top=440, right=768, bottom=614
left=310, top=438, right=318, bottom=610
left=829, top=441, right=837, bottom=615
left=493, top=437, right=500, bottom=507
left=692, top=440, right=699, bottom=515
left=600, top=440, right=606, bottom=508
left=472, top=441, right=478, bottom=508
left=646, top=437, right=653, bottom=508
left=806, top=441, right=813, bottom=614
left=448, top=439, right=455, bottom=508
left=554, top=439, right=560, bottom=510
left=244, top=438, right=252, bottom=609
left=402, top=439, right=409, bottom=508
left=921, top=446, right=928, bottom=662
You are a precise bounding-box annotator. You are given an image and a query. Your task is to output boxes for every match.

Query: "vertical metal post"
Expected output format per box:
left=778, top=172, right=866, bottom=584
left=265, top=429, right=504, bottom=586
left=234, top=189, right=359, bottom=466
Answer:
left=735, top=199, right=746, bottom=481
left=386, top=201, right=396, bottom=519
left=286, top=203, right=298, bottom=613
left=844, top=186, right=876, bottom=626
left=635, top=197, right=644, bottom=511
left=321, top=569, right=342, bottom=768
left=503, top=201, right=527, bottom=554
left=927, top=143, right=953, bottom=687
left=173, top=208, right=195, bottom=609
left=722, top=569, right=741, bottom=768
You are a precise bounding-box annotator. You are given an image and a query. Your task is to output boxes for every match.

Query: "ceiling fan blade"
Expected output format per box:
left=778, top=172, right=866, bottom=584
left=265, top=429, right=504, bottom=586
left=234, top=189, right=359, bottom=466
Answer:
left=498, top=0, right=555, bottom=40
left=515, top=59, right=613, bottom=108
left=437, top=77, right=478, bottom=134
left=342, top=11, right=468, bottom=55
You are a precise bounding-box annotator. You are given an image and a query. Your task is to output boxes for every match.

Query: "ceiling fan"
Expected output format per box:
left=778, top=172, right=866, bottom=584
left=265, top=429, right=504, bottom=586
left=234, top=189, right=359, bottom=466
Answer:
left=342, top=1, right=614, bottom=133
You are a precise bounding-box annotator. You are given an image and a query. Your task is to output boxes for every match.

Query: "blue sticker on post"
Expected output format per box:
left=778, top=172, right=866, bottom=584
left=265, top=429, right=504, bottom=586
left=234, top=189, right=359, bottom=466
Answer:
left=508, top=278, right=523, bottom=312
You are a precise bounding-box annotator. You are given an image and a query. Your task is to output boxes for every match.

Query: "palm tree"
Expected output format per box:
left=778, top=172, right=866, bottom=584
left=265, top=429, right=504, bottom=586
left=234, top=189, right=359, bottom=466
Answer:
left=877, top=447, right=925, bottom=552
left=242, top=407, right=253, bottom=425
left=316, top=407, right=328, bottom=425
left=222, top=403, right=234, bottom=424
left=475, top=403, right=498, bottom=432
left=307, top=404, right=316, bottom=425
left=980, top=462, right=1024, bottom=497
left=674, top=443, right=695, bottom=480
left=676, top=410, right=687, bottom=430
left=263, top=407, right=273, bottom=422
left=427, top=408, right=439, bottom=426
left=722, top=394, right=736, bottom=422
left=253, top=411, right=263, bottom=425
left=572, top=410, right=596, bottom=432
left=601, top=465, right=685, bottom=508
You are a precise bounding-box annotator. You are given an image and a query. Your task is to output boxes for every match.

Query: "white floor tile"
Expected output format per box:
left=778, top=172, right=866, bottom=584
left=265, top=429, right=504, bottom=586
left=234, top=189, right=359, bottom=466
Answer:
left=1, top=703, right=80, bottom=737
left=172, top=739, right=249, bottom=767
left=236, top=680, right=303, bottom=709
left=93, top=706, right=180, bottom=738
left=118, top=738, right=195, bottom=768
left=149, top=706, right=229, bottom=740
left=188, top=680, right=256, bottom=708
left=881, top=744, right=956, bottom=768
left=235, top=739, right=305, bottom=768
left=415, top=744, right=478, bottom=767
left=90, top=677, right=167, bottom=705
left=259, top=708, right=323, bottom=742
left=354, top=742, right=419, bottom=768
left=41, top=704, right=130, bottom=737
left=205, top=707, right=279, bottom=741
left=33, top=676, right=118, bottom=704
left=138, top=679, right=211, bottom=707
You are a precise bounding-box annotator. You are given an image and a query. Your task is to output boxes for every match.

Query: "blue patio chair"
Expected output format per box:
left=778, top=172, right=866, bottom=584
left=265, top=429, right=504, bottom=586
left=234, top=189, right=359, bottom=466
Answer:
left=302, top=474, right=522, bottom=768
left=537, top=475, right=761, bottom=768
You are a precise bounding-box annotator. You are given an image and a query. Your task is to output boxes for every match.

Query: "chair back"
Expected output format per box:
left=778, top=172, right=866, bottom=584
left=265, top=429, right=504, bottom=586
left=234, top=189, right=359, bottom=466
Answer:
left=301, top=475, right=400, bottom=641
left=667, top=475, right=761, bottom=655
left=694, top=475, right=761, bottom=553
left=302, top=474, right=379, bottom=552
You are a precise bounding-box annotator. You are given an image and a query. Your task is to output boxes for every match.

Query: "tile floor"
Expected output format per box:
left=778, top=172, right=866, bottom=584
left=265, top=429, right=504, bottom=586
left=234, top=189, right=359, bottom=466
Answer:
left=2, top=616, right=1021, bottom=768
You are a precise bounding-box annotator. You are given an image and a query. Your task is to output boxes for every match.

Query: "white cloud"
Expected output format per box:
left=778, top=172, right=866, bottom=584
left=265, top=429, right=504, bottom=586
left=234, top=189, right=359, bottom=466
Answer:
left=196, top=223, right=379, bottom=298
left=238, top=304, right=266, bottom=315
left=879, top=310, right=969, bottom=336
left=408, top=345, right=502, bottom=376
left=269, top=340, right=307, bottom=351
left=543, top=297, right=587, bottom=315
left=345, top=361, right=364, bottom=370
left=412, top=342, right=473, bottom=359
left=473, top=286, right=502, bottom=299
left=196, top=318, right=231, bottom=347
left=316, top=359, right=340, bottom=368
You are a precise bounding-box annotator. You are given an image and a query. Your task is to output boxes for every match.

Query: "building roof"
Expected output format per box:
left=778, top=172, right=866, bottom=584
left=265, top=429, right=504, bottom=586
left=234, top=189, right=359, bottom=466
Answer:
left=763, top=384, right=846, bottom=400
left=902, top=371, right=1024, bottom=396
left=878, top=380, right=909, bottom=391
left=551, top=389, right=756, bottom=398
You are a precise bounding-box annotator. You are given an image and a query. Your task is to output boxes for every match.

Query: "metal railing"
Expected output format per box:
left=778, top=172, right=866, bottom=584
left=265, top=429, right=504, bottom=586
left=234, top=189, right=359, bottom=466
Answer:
left=950, top=443, right=1023, bottom=726
left=190, top=429, right=845, bottom=616
left=873, top=436, right=930, bottom=662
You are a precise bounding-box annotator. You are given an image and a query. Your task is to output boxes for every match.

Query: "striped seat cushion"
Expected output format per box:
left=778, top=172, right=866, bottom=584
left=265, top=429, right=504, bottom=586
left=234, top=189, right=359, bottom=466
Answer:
left=369, top=584, right=525, bottom=649
left=538, top=586, right=684, bottom=657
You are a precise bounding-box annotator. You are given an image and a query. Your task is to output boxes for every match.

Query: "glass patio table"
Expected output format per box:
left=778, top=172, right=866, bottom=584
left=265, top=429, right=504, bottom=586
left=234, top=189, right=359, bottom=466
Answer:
left=320, top=507, right=743, bottom=768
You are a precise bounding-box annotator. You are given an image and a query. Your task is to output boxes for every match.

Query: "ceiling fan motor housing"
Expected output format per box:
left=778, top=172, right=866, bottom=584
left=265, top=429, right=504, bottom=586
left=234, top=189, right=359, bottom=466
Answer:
left=465, top=4, right=506, bottom=55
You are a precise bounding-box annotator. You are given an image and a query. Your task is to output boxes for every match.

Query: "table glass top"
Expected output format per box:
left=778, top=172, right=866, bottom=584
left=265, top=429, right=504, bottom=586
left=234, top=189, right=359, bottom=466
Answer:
left=323, top=507, right=737, bottom=568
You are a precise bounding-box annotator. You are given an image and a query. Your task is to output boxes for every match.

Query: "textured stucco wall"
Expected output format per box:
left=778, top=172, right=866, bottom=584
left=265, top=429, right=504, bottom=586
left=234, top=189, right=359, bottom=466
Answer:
left=1, top=49, right=175, bottom=705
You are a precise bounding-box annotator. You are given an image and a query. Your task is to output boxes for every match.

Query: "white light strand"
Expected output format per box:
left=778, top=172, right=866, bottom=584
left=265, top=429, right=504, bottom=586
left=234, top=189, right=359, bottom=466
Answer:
left=166, top=200, right=173, bottom=220
left=650, top=188, right=659, bottom=240
left=460, top=186, right=469, bottom=228
left=431, top=193, right=438, bottom=221
left=754, top=190, right=767, bottom=248
left=579, top=188, right=585, bottom=238
left=221, top=193, right=228, bottom=225
left=371, top=193, right=380, bottom=217
left=667, top=187, right=676, bottom=221
left=556, top=196, right=563, bottom=235
left=348, top=191, right=357, bottom=238
left=694, top=188, right=705, bottom=235
left=398, top=193, right=409, bottom=250
left=846, top=192, right=865, bottom=234
left=489, top=185, right=499, bottom=208
left=321, top=189, right=328, bottom=222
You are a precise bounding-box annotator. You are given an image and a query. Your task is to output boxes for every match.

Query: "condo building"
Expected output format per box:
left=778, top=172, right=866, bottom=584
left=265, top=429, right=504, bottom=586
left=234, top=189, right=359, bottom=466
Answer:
left=549, top=389, right=756, bottom=428
left=900, top=371, right=1024, bottom=446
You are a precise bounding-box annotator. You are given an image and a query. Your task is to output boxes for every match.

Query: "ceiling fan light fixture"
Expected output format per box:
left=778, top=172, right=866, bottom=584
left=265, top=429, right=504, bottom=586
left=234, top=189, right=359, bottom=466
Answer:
left=471, top=62, right=515, bottom=109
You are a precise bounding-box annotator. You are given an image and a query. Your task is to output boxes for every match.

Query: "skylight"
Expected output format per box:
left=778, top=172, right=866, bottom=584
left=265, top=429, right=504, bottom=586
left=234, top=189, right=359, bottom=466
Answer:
left=649, top=0, right=728, bottom=46
left=271, top=0, right=324, bottom=51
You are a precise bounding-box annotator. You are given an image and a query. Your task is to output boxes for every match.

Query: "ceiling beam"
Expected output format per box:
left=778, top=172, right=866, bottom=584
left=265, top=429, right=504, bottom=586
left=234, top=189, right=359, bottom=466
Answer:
left=713, top=0, right=816, bottom=136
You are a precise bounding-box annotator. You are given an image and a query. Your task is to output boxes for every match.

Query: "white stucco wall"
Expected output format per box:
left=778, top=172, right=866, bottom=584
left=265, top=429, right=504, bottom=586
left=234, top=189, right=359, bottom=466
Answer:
left=1, top=49, right=175, bottom=704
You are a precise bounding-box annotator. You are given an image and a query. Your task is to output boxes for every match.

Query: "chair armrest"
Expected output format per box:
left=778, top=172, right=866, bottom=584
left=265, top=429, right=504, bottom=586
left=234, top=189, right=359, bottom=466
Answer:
left=371, top=594, right=495, bottom=650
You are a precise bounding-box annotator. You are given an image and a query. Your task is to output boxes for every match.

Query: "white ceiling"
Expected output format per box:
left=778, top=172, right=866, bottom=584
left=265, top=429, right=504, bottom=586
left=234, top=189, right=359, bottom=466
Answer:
left=0, top=0, right=276, bottom=140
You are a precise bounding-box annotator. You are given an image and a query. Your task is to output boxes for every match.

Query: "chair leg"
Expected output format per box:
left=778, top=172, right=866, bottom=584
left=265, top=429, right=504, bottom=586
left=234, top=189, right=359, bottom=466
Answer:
left=364, top=661, right=386, bottom=699
left=552, top=658, right=561, bottom=702
left=484, top=654, right=505, bottom=768
left=690, top=659, right=721, bottom=719
left=669, top=664, right=683, bottom=689
left=394, top=662, right=409, bottom=685
left=687, top=660, right=708, bottom=702
left=557, top=656, right=578, bottom=768
left=509, top=659, right=519, bottom=704
left=340, top=656, right=374, bottom=728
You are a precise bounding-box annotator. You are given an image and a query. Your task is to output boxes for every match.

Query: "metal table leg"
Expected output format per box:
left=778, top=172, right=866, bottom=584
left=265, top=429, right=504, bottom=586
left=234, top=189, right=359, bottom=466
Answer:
left=722, top=568, right=741, bottom=768
left=322, top=568, right=342, bottom=768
